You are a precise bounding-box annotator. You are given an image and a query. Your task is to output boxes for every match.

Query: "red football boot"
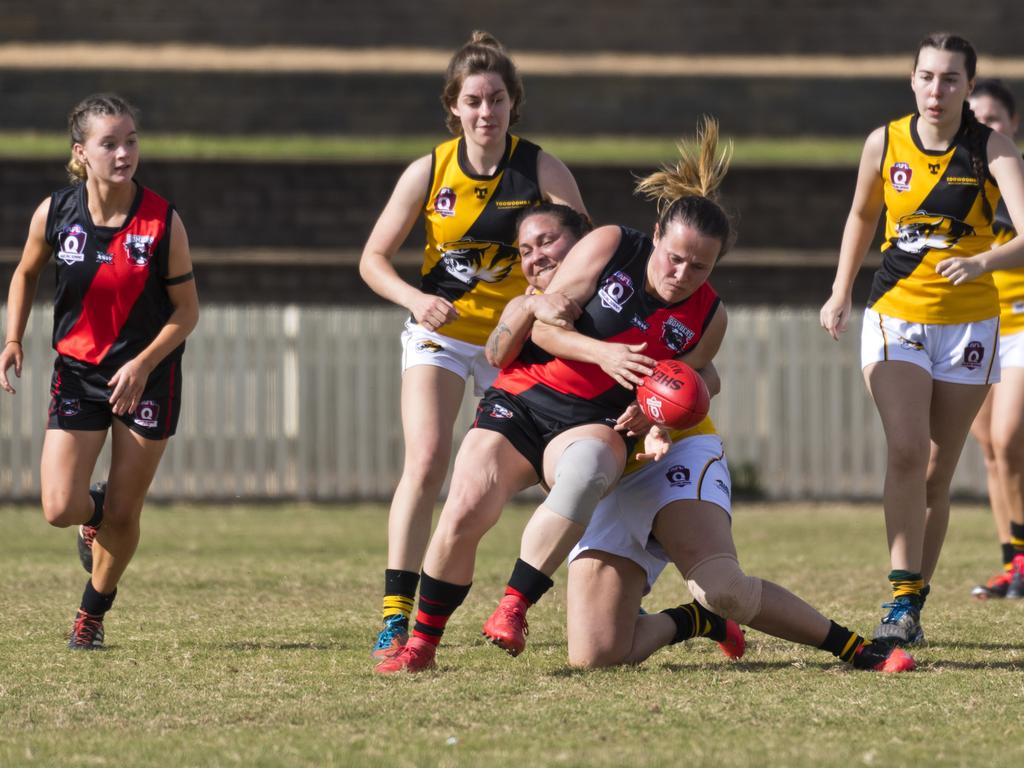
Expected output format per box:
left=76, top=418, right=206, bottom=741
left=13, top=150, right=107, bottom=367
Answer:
left=373, top=635, right=436, bottom=674
left=852, top=640, right=916, bottom=673
left=717, top=619, right=746, bottom=659
left=482, top=594, right=530, bottom=657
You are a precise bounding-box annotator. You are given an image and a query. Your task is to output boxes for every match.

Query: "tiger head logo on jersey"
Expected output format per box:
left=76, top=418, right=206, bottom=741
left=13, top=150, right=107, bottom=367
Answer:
left=894, top=211, right=974, bottom=255
left=439, top=239, right=519, bottom=285
left=124, top=234, right=154, bottom=266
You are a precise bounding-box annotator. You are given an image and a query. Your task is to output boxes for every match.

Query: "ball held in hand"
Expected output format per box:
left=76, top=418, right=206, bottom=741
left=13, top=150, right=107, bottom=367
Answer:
left=636, top=360, right=710, bottom=430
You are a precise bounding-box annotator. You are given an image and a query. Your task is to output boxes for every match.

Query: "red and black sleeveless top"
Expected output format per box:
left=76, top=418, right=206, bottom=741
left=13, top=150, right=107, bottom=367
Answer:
left=493, top=226, right=720, bottom=416
left=45, top=182, right=182, bottom=394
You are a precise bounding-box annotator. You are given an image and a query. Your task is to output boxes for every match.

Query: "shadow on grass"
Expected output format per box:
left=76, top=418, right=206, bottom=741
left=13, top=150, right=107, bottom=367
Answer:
left=927, top=641, right=1024, bottom=651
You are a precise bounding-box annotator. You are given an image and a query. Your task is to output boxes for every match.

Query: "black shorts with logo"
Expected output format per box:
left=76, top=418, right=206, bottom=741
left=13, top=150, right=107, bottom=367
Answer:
left=47, top=355, right=182, bottom=440
left=473, top=386, right=633, bottom=480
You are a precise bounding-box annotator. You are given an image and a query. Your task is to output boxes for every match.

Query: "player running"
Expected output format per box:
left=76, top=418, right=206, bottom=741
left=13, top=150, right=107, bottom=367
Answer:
left=0, top=94, right=200, bottom=649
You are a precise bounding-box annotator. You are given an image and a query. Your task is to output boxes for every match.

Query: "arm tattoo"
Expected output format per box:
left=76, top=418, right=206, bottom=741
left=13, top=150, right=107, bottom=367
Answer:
left=489, top=323, right=513, bottom=361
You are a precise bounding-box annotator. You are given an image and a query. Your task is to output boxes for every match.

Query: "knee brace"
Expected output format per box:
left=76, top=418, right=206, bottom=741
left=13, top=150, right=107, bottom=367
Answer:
left=544, top=439, right=620, bottom=526
left=685, top=553, right=763, bottom=625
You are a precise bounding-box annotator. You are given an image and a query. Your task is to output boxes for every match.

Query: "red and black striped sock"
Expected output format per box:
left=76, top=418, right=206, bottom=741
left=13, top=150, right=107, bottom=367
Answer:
left=411, top=572, right=471, bottom=647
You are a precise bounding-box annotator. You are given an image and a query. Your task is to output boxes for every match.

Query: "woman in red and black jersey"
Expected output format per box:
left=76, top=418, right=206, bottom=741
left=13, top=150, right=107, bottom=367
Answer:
left=377, top=120, right=732, bottom=673
left=0, top=94, right=199, bottom=650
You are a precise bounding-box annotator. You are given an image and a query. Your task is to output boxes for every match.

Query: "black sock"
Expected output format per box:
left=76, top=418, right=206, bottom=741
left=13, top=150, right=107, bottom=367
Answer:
left=661, top=602, right=727, bottom=644
left=80, top=580, right=116, bottom=616
left=85, top=487, right=105, bottom=528
left=411, top=572, right=471, bottom=645
left=1010, top=522, right=1024, bottom=557
left=506, top=559, right=554, bottom=605
left=1002, top=543, right=1016, bottom=569
left=381, top=569, right=419, bottom=621
left=818, top=620, right=864, bottom=662
left=385, top=569, right=419, bottom=598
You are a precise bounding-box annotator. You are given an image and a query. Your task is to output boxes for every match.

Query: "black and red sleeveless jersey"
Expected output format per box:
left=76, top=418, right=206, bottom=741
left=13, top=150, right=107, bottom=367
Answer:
left=45, top=182, right=182, bottom=397
left=493, top=226, right=721, bottom=416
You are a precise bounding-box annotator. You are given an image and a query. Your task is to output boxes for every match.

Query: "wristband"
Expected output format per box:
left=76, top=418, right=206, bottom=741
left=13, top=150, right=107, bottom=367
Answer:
left=4, top=340, right=22, bottom=347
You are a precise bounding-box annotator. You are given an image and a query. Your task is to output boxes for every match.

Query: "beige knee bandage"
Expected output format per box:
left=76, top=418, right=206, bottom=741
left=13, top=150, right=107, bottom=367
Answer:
left=685, top=553, right=763, bottom=625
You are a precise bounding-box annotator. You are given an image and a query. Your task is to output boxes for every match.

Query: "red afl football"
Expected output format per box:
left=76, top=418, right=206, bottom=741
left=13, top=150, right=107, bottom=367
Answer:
left=636, top=359, right=710, bottom=429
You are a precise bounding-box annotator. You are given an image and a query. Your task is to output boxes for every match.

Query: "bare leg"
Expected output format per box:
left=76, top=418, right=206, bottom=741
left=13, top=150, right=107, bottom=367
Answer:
left=920, top=379, right=990, bottom=583
left=386, top=365, right=467, bottom=572
left=90, top=420, right=167, bottom=594
left=970, top=388, right=1012, bottom=548
left=653, top=501, right=830, bottom=646
left=566, top=551, right=665, bottom=667
left=864, top=361, right=933, bottom=574
left=39, top=429, right=107, bottom=527
left=422, top=429, right=537, bottom=584
left=989, top=368, right=1024, bottom=535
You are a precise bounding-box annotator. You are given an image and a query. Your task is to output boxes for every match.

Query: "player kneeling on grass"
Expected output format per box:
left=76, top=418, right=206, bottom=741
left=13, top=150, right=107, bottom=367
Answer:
left=377, top=192, right=914, bottom=675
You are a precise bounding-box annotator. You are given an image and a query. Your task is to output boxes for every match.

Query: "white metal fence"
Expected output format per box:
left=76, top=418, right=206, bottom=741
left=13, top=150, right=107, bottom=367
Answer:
left=0, top=305, right=988, bottom=501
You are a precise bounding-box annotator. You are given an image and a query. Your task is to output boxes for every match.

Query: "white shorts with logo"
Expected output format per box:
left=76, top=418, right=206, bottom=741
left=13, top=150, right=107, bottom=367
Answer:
left=400, top=319, right=498, bottom=396
left=999, top=329, right=1024, bottom=370
left=860, top=308, right=1000, bottom=385
left=569, top=434, right=732, bottom=594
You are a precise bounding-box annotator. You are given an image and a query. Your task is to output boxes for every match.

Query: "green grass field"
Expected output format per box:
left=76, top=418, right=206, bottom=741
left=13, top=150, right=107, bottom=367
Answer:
left=3, top=501, right=1023, bottom=767
left=0, top=132, right=868, bottom=166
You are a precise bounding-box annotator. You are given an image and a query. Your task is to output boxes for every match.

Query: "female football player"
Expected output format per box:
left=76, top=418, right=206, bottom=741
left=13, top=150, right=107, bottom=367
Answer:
left=375, top=119, right=723, bottom=673
left=0, top=93, right=199, bottom=649
left=359, top=31, right=585, bottom=658
left=820, top=34, right=1024, bottom=645
left=472, top=203, right=915, bottom=674
left=965, top=79, right=1024, bottom=600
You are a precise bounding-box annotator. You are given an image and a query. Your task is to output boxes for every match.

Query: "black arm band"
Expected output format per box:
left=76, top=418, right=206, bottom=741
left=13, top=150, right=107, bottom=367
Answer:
left=164, top=271, right=195, bottom=286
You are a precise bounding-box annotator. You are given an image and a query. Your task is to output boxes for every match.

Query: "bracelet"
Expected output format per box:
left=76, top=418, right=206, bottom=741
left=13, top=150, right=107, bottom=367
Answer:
left=4, top=340, right=21, bottom=347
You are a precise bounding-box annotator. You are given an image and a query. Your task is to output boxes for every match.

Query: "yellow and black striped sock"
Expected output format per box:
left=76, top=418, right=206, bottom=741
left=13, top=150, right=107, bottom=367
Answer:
left=888, top=570, right=924, bottom=607
left=1010, top=522, right=1024, bottom=559
left=819, top=620, right=865, bottom=663
left=382, top=569, right=418, bottom=623
left=661, top=601, right=726, bottom=644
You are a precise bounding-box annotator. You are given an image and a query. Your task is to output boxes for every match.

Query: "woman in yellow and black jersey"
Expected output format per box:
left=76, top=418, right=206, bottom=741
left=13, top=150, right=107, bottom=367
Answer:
left=965, top=79, right=1024, bottom=600
left=821, top=34, right=1024, bottom=647
left=359, top=30, right=586, bottom=659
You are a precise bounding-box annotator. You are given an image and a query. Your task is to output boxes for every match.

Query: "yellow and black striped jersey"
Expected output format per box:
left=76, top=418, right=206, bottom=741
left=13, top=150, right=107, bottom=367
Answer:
left=990, top=192, right=1024, bottom=334
left=421, top=134, right=543, bottom=345
left=869, top=113, right=1000, bottom=324
left=622, top=416, right=718, bottom=476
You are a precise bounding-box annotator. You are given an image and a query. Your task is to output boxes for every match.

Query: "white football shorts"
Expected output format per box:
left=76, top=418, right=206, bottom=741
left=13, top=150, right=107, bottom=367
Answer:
left=999, top=329, right=1024, bottom=370
left=569, top=434, right=732, bottom=594
left=861, top=308, right=1000, bottom=385
left=400, top=319, right=498, bottom=396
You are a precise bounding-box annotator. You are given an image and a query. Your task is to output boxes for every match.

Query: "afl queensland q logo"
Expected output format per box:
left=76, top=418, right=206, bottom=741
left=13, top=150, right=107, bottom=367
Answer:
left=962, top=341, right=985, bottom=371
left=890, top=162, right=913, bottom=192
left=434, top=187, right=457, bottom=218
left=598, top=271, right=635, bottom=313
left=133, top=400, right=160, bottom=429
left=57, top=225, right=87, bottom=265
